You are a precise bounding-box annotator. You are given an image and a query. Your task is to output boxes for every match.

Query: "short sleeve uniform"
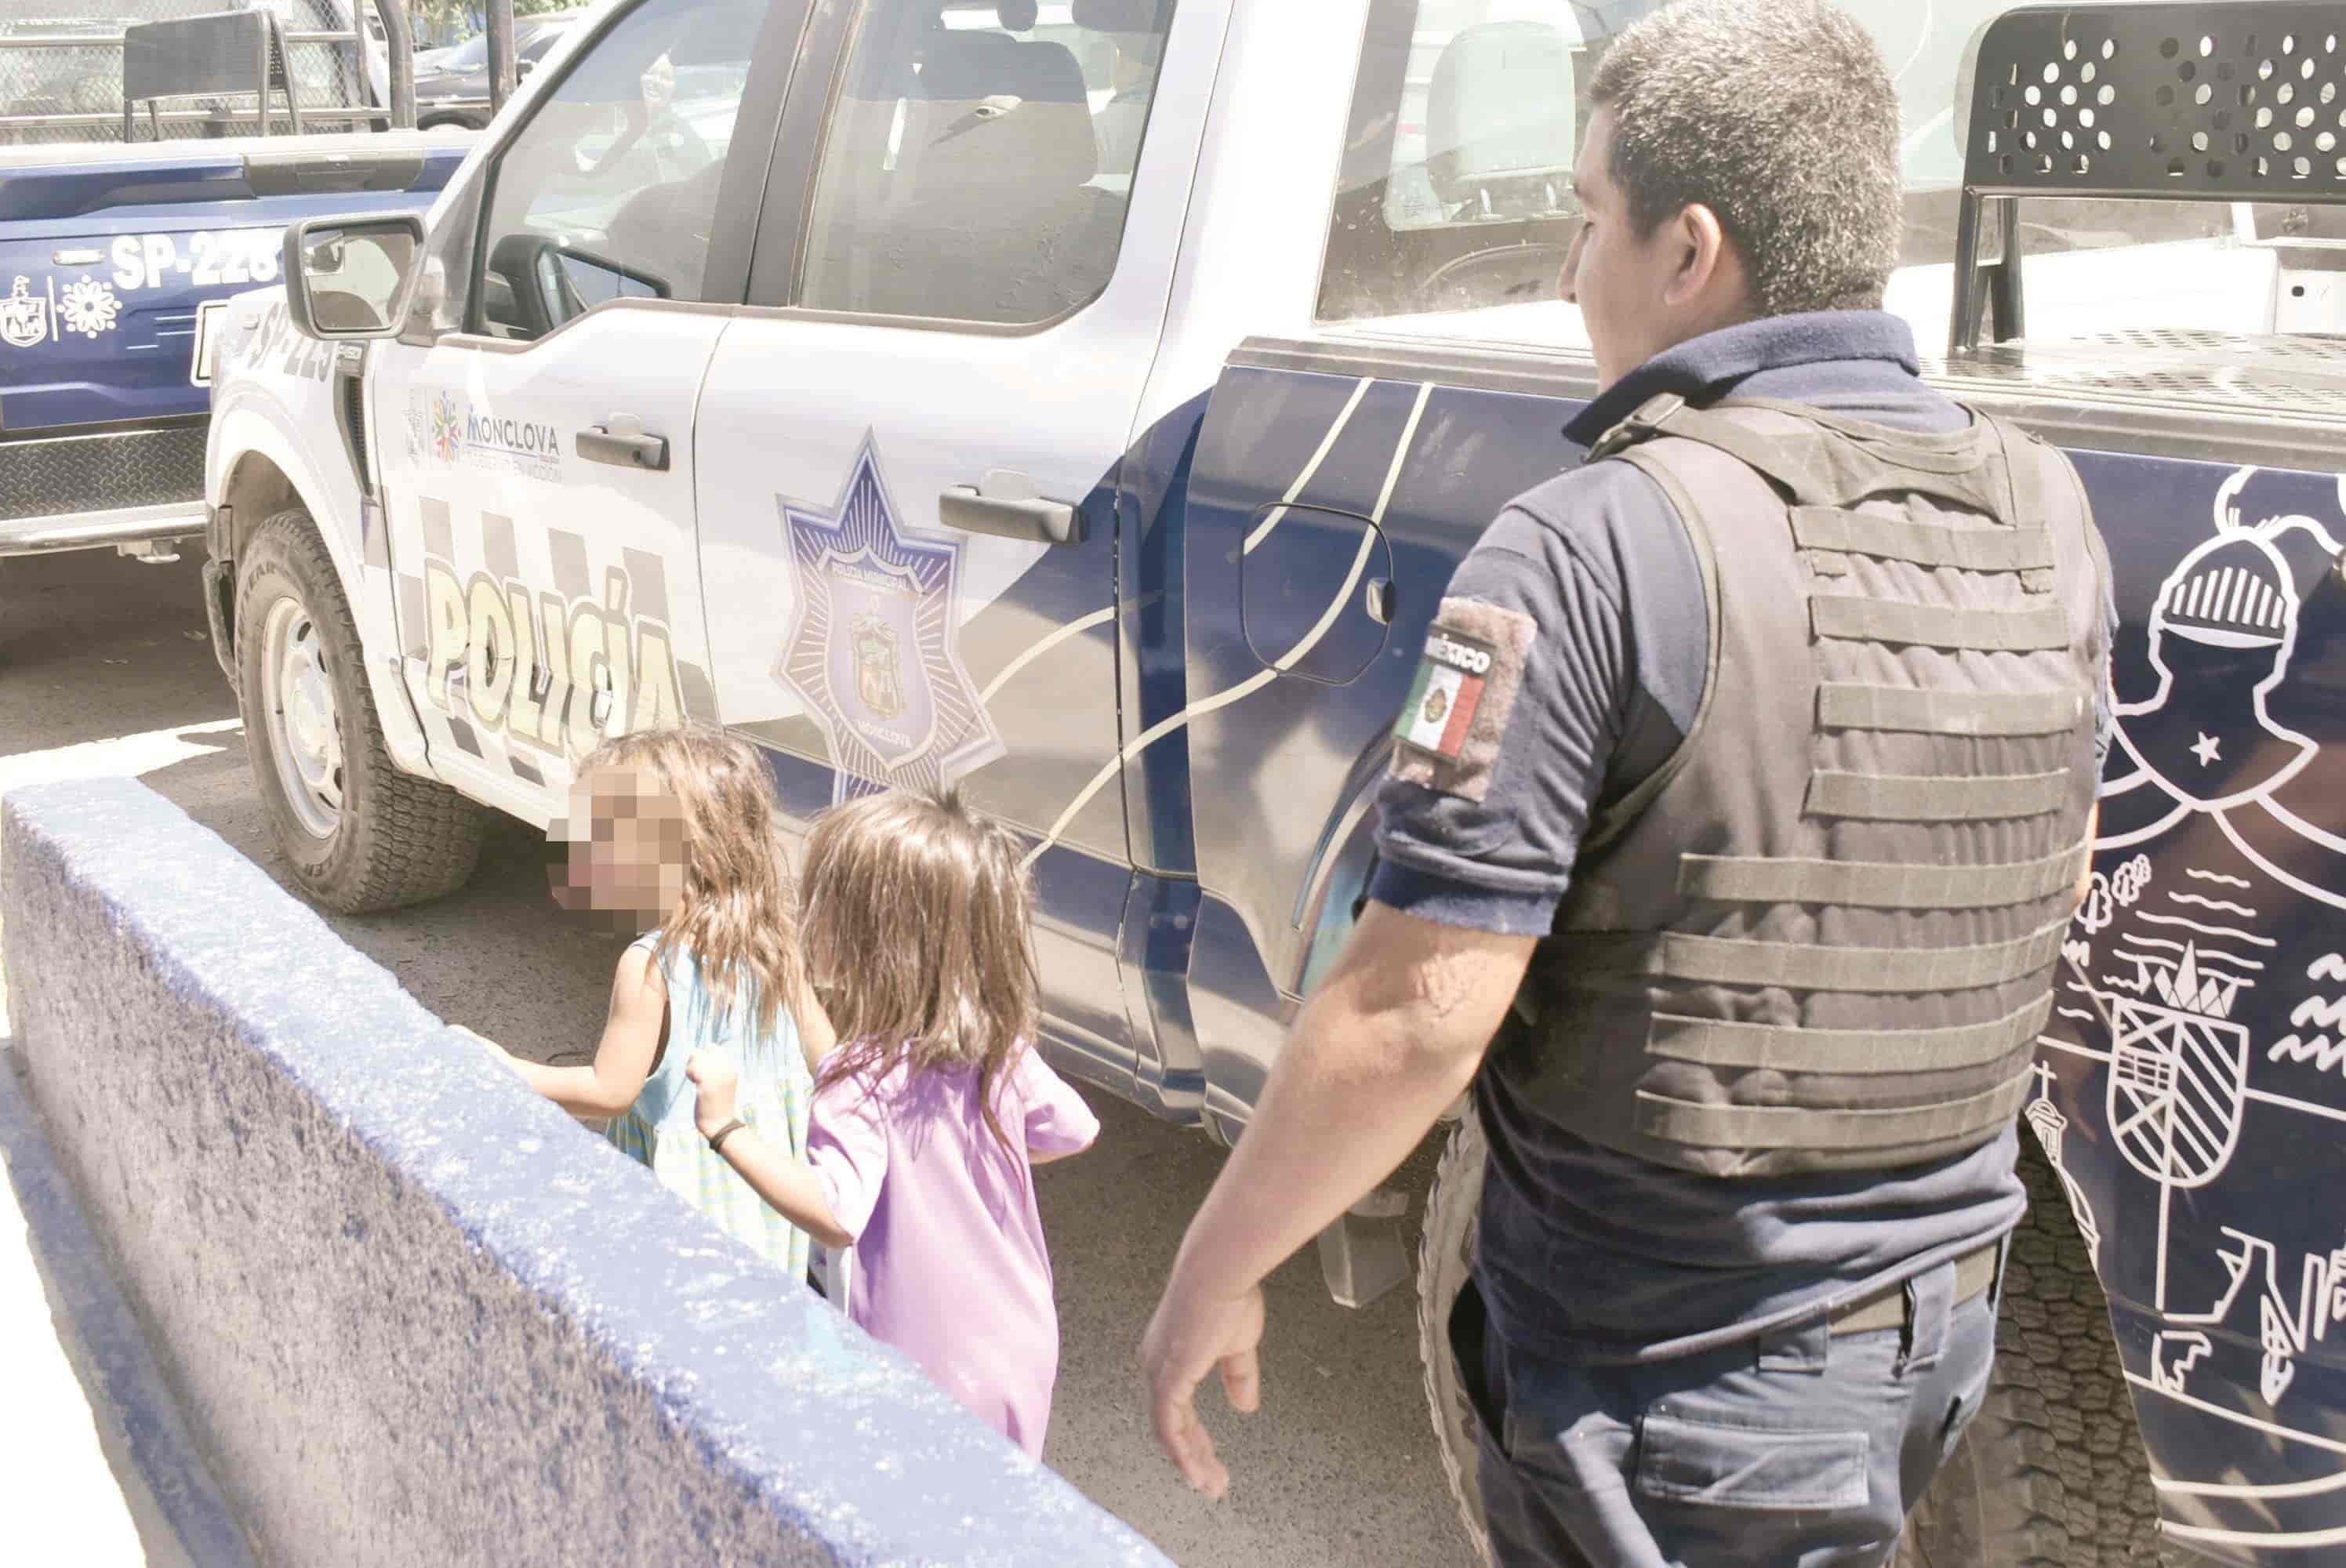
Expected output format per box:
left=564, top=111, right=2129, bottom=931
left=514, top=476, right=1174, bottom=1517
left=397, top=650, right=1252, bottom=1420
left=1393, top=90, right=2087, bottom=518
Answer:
left=1370, top=312, right=2119, bottom=1363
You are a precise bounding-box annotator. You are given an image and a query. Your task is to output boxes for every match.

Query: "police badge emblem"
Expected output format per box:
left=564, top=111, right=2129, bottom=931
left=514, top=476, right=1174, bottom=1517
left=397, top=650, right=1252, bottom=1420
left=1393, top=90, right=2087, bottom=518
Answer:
left=774, top=434, right=1006, bottom=804
left=1, top=277, right=49, bottom=350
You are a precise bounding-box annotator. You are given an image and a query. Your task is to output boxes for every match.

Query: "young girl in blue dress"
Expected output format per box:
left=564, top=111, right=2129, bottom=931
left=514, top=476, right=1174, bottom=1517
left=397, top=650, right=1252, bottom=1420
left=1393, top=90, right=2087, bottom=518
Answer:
left=474, top=725, right=833, bottom=1277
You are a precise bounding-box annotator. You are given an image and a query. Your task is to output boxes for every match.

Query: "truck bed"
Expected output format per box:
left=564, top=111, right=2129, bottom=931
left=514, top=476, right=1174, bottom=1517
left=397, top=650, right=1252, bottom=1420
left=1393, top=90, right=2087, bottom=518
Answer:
left=1244, top=322, right=2346, bottom=473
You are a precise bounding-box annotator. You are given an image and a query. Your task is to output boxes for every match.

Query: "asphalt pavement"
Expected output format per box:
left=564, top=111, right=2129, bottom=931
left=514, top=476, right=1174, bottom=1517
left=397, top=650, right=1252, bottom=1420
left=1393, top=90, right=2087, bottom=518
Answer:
left=0, top=546, right=1477, bottom=1568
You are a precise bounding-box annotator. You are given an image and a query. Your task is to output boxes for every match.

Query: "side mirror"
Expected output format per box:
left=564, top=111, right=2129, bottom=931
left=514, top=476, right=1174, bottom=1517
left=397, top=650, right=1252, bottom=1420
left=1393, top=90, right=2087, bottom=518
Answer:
left=281, top=213, right=425, bottom=340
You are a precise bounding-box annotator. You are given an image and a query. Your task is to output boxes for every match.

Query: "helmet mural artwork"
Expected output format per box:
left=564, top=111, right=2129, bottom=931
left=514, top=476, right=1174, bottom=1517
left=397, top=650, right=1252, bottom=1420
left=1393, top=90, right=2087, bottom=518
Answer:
left=2112, top=473, right=2330, bottom=817
left=2152, top=531, right=2295, bottom=653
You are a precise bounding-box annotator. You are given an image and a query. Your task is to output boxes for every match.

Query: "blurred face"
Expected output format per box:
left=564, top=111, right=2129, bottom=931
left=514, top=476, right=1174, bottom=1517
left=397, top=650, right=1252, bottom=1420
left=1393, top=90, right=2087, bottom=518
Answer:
left=550, top=764, right=688, bottom=931
left=1561, top=107, right=1750, bottom=392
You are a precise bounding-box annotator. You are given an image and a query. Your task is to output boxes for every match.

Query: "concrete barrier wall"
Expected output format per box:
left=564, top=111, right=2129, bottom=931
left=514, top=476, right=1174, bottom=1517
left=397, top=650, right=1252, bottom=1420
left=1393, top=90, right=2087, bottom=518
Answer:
left=1, top=779, right=1171, bottom=1568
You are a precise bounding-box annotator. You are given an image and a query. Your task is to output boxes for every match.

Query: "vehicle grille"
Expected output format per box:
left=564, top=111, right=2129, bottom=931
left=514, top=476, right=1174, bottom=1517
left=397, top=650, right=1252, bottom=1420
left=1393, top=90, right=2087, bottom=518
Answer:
left=0, top=423, right=207, bottom=521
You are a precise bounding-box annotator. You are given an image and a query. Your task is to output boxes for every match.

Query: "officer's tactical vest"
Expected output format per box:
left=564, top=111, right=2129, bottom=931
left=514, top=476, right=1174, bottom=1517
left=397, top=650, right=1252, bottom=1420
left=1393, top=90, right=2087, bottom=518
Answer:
left=1498, top=392, right=2109, bottom=1179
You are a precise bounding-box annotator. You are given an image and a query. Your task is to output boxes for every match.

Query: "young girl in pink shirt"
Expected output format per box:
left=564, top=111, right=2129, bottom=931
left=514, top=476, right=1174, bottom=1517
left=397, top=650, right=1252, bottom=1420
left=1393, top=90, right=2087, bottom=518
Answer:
left=685, top=786, right=1099, bottom=1457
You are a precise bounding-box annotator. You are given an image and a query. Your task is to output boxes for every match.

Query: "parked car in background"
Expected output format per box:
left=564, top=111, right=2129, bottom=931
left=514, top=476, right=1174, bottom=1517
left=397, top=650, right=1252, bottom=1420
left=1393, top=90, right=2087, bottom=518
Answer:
left=414, top=13, right=583, bottom=130
left=0, top=4, right=463, bottom=598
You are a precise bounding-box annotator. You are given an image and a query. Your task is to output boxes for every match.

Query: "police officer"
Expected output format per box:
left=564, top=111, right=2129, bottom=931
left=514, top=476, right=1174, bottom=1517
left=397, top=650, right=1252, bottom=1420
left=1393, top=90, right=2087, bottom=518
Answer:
left=1140, top=2, right=2115, bottom=1563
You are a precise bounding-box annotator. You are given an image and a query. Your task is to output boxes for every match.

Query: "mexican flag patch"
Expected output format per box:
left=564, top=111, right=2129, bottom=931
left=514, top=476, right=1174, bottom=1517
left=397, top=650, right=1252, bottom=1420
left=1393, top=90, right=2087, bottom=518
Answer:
left=1396, top=630, right=1493, bottom=761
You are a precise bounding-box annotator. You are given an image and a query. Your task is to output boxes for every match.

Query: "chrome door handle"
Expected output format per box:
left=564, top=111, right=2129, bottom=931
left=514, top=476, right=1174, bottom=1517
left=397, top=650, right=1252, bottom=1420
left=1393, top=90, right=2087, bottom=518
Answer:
left=939, top=481, right=1084, bottom=545
left=576, top=414, right=669, bottom=471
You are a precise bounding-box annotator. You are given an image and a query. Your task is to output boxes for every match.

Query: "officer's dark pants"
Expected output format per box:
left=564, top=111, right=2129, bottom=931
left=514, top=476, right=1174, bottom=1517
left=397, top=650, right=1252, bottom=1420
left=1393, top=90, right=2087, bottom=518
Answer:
left=1453, top=1252, right=2003, bottom=1567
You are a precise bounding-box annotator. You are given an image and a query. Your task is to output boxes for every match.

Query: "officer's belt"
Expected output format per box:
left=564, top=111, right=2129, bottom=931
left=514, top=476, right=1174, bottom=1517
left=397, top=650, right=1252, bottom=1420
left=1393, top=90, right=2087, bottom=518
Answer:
left=1828, top=1242, right=2001, bottom=1336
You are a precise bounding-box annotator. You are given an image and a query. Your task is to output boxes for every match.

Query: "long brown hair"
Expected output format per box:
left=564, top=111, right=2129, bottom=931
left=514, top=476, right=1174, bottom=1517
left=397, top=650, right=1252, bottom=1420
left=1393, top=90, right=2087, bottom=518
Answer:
left=576, top=725, right=812, bottom=1039
left=801, top=785, right=1040, bottom=1155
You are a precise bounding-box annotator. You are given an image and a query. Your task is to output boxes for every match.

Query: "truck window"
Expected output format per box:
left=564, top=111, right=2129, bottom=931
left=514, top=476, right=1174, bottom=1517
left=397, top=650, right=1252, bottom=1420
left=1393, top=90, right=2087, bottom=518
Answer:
left=1318, top=0, right=1584, bottom=325
left=472, top=0, right=769, bottom=339
left=794, top=0, right=1176, bottom=327
left=1320, top=1, right=2280, bottom=344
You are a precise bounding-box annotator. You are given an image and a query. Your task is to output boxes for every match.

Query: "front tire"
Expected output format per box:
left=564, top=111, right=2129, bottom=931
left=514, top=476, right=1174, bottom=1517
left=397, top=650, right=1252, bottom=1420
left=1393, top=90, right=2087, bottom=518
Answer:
left=235, top=508, right=485, bottom=913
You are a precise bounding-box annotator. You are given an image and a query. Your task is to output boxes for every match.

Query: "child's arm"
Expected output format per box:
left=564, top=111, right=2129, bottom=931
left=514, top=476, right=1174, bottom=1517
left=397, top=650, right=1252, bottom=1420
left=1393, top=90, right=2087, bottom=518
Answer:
left=480, top=946, right=666, bottom=1120
left=1018, top=1045, right=1101, bottom=1167
left=687, top=1052, right=855, bottom=1250
left=793, top=979, right=839, bottom=1080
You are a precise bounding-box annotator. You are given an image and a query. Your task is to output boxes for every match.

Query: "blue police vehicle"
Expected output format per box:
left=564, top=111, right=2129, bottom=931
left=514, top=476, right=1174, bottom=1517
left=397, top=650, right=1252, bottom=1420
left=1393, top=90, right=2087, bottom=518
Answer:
left=0, top=2, right=464, bottom=583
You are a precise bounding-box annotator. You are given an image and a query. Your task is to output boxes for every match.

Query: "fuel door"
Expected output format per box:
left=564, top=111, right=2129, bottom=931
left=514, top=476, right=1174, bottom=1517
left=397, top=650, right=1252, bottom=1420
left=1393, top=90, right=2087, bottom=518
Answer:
left=1239, top=503, right=1394, bottom=684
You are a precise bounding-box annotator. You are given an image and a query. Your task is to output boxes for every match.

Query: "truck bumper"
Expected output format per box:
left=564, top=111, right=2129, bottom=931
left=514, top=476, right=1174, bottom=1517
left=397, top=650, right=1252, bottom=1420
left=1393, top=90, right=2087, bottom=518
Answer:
left=0, top=421, right=210, bottom=558
left=0, top=502, right=209, bottom=559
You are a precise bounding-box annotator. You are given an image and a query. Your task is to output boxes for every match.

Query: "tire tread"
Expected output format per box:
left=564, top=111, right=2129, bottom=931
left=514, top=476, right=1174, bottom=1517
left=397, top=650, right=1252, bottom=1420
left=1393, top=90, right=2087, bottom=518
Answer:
left=1419, top=1112, right=1494, bottom=1566
left=1898, top=1141, right=2176, bottom=1567
left=235, top=508, right=485, bottom=912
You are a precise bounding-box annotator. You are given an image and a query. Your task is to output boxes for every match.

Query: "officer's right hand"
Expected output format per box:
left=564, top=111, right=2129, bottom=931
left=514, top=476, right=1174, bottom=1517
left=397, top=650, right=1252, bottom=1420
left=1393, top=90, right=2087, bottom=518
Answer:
left=1140, top=1272, right=1268, bottom=1498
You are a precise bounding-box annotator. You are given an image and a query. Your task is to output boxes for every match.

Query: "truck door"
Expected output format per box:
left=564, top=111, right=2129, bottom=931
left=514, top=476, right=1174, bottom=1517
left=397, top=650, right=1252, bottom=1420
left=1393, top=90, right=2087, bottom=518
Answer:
left=693, top=0, right=1200, bottom=1087
left=369, top=0, right=790, bottom=820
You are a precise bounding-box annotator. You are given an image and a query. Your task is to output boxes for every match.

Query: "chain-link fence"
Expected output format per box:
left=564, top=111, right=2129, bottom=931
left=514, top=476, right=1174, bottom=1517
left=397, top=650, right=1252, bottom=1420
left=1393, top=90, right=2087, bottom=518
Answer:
left=0, top=0, right=382, bottom=147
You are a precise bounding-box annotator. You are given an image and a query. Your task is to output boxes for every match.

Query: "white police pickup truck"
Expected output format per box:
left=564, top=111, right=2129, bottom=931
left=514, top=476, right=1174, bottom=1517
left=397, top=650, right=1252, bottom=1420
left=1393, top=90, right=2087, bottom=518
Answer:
left=202, top=0, right=2346, bottom=1559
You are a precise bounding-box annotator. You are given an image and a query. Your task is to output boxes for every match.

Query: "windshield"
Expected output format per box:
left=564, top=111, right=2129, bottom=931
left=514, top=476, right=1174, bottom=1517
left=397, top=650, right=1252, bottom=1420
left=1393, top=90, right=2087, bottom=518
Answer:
left=429, top=17, right=571, bottom=77
left=438, top=33, right=490, bottom=71
left=441, top=33, right=495, bottom=72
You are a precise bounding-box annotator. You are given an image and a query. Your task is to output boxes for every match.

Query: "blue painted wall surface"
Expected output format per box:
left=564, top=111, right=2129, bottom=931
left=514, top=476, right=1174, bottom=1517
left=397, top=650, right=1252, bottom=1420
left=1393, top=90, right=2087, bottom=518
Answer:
left=0, top=778, right=1169, bottom=1567
left=0, top=1040, right=255, bottom=1566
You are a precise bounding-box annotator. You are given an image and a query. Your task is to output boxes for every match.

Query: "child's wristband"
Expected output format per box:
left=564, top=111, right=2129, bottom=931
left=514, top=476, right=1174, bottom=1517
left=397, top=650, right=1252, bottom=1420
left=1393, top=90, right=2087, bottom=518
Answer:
left=705, top=1118, right=747, bottom=1155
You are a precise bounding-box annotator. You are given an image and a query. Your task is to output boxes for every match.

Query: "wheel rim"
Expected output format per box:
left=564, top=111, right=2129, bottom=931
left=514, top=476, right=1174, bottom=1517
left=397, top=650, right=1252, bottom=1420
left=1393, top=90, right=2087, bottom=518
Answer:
left=261, top=592, right=345, bottom=840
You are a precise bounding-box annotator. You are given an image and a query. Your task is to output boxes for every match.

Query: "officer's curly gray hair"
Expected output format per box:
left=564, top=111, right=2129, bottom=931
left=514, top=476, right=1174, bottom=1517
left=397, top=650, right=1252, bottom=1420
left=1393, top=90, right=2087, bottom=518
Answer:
left=1589, top=0, right=1904, bottom=318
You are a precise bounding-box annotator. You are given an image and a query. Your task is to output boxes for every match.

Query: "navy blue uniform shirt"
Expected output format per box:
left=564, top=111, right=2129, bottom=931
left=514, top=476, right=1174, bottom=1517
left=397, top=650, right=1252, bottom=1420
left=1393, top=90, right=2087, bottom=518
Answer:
left=1371, top=310, right=2116, bottom=1365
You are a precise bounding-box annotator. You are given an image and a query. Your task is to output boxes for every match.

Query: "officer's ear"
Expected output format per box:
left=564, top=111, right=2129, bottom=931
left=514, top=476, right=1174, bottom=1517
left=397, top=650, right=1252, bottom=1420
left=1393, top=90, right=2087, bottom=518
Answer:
left=1660, top=201, right=1750, bottom=321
